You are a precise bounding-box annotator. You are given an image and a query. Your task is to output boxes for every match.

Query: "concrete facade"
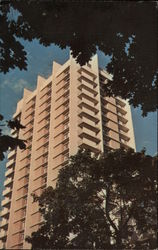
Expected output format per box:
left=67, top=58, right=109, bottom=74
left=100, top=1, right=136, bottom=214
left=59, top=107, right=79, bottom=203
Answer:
left=0, top=54, right=136, bottom=249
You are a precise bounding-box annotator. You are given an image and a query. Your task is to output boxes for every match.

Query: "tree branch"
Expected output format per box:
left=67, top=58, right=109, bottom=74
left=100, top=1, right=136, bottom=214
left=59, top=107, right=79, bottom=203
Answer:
left=105, top=187, right=119, bottom=233
left=122, top=206, right=135, bottom=229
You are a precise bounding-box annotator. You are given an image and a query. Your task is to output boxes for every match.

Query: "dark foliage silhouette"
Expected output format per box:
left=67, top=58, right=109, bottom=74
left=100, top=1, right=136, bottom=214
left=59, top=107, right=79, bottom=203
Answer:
left=26, top=149, right=157, bottom=249
left=0, top=113, right=26, bottom=161
left=0, top=1, right=157, bottom=115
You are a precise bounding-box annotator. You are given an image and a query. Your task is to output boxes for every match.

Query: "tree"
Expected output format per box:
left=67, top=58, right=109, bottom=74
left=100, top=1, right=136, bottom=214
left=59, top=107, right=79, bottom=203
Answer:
left=26, top=149, right=157, bottom=249
left=0, top=113, right=26, bottom=161
left=0, top=1, right=157, bottom=115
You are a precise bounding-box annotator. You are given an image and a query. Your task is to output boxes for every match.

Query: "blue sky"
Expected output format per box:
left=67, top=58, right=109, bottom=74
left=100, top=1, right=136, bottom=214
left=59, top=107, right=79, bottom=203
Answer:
left=0, top=40, right=157, bottom=202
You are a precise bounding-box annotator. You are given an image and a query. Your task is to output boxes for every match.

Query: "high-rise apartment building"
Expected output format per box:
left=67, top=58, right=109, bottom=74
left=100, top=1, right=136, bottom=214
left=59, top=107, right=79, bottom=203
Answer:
left=0, top=54, right=135, bottom=249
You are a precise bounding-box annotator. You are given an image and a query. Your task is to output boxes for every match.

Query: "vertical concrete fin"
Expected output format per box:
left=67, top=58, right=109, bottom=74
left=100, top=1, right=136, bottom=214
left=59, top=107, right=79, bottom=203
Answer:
left=37, top=75, right=46, bottom=88
left=52, top=61, right=61, bottom=76
left=90, top=54, right=99, bottom=72
left=23, top=88, right=32, bottom=99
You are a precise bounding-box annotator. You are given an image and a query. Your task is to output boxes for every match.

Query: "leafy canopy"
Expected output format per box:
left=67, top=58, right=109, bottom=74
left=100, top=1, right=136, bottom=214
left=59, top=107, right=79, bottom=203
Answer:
left=26, top=149, right=157, bottom=249
left=0, top=1, right=157, bottom=115
left=0, top=113, right=26, bottom=161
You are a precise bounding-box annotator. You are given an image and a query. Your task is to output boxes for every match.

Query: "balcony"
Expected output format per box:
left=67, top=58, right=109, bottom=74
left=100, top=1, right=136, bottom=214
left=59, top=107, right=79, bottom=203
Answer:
left=78, top=81, right=98, bottom=96
left=23, top=123, right=33, bottom=134
left=38, top=128, right=49, bottom=139
left=117, top=112, right=128, bottom=124
left=56, top=72, right=70, bottom=85
left=40, top=93, right=51, bottom=106
left=79, top=120, right=100, bottom=133
left=78, top=92, right=98, bottom=105
left=56, top=79, right=69, bottom=93
left=36, top=167, right=47, bottom=179
left=4, top=177, right=13, bottom=187
left=25, top=113, right=34, bottom=124
left=22, top=157, right=30, bottom=167
left=1, top=207, right=9, bottom=217
left=104, top=120, right=118, bottom=133
left=0, top=218, right=8, bottom=227
left=40, top=85, right=52, bottom=98
left=43, top=136, right=49, bottom=145
left=38, top=110, right=50, bottom=122
left=0, top=241, right=6, bottom=249
left=120, top=138, right=129, bottom=148
left=118, top=121, right=129, bottom=132
left=5, top=168, right=14, bottom=177
left=6, top=158, right=15, bottom=168
left=18, top=178, right=29, bottom=189
left=37, top=119, right=50, bottom=132
left=104, top=96, right=116, bottom=106
left=79, top=128, right=100, bottom=144
left=78, top=111, right=99, bottom=123
left=25, top=106, right=35, bottom=117
left=106, top=130, right=120, bottom=143
left=78, top=66, right=97, bottom=78
left=0, top=230, right=7, bottom=238
left=20, top=149, right=30, bottom=160
left=78, top=138, right=101, bottom=153
left=78, top=102, right=99, bottom=114
left=39, top=101, right=51, bottom=113
left=117, top=106, right=127, bottom=115
left=78, top=74, right=97, bottom=88
left=78, top=116, right=97, bottom=129
left=19, top=167, right=29, bottom=178
left=1, top=197, right=11, bottom=206
left=3, top=187, right=12, bottom=196
left=116, top=97, right=126, bottom=107
left=26, top=99, right=35, bottom=110
left=8, top=149, right=16, bottom=159
left=105, top=103, right=117, bottom=114
left=18, top=187, right=28, bottom=199
left=36, top=145, right=48, bottom=158
left=119, top=130, right=130, bottom=141
left=109, top=139, right=120, bottom=149
left=78, top=69, right=96, bottom=83
left=36, top=156, right=48, bottom=168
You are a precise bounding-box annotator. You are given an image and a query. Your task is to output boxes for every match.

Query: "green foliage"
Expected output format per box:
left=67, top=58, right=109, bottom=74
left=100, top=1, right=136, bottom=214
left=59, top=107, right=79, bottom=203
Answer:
left=0, top=114, right=26, bottom=161
left=0, top=1, right=157, bottom=115
left=26, top=149, right=157, bottom=249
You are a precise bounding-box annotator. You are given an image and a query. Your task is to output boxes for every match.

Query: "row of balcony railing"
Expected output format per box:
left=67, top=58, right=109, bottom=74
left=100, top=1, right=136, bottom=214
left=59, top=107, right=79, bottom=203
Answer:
left=77, top=68, right=102, bottom=154
left=0, top=229, right=7, bottom=238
